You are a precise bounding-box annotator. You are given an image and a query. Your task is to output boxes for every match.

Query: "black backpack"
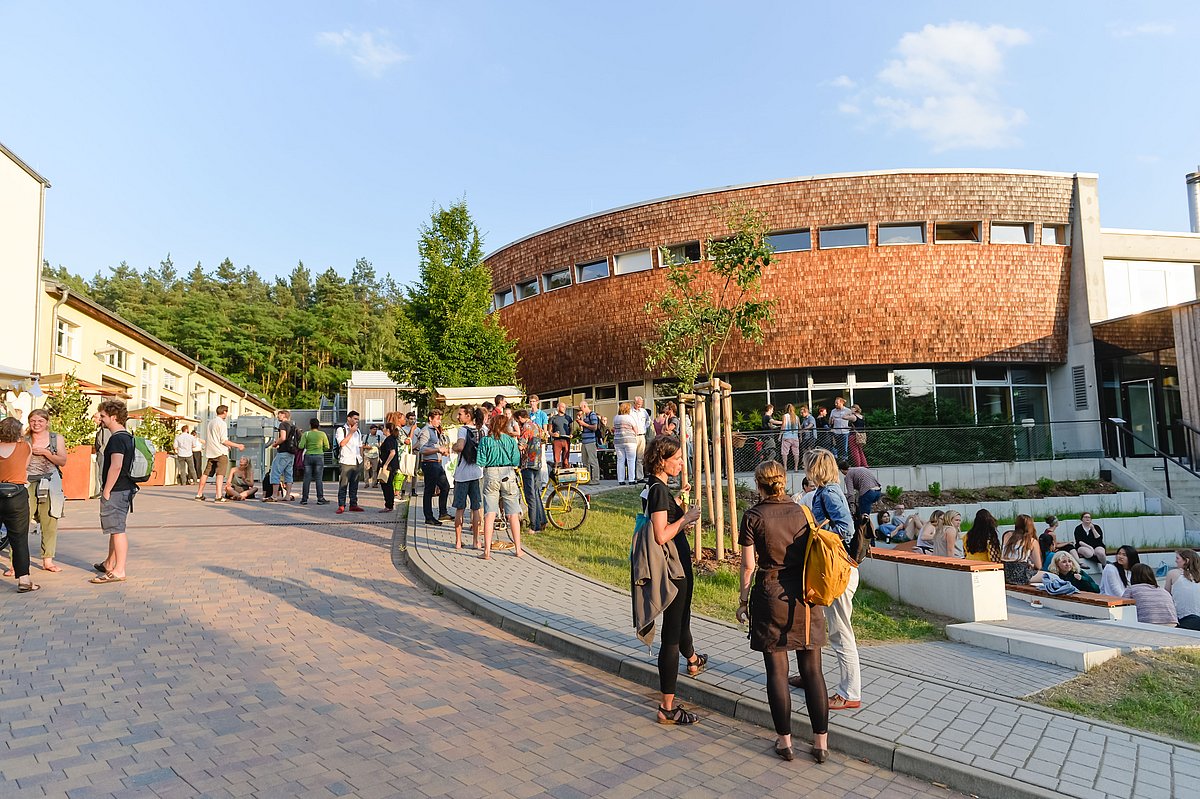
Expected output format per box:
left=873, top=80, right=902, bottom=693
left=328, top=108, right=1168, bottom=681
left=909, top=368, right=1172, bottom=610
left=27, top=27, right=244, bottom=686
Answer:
left=461, top=425, right=481, bottom=465
left=283, top=422, right=301, bottom=454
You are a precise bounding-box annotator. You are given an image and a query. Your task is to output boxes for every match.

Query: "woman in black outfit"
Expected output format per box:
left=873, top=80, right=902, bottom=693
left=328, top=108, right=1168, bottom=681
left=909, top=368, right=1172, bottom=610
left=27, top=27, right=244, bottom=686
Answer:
left=737, top=460, right=828, bottom=763
left=643, top=435, right=704, bottom=724
left=378, top=422, right=399, bottom=512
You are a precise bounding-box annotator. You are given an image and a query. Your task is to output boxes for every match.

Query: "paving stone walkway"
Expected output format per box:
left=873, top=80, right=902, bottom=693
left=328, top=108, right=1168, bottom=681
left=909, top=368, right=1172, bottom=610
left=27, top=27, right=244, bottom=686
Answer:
left=1, top=486, right=957, bottom=798
left=406, top=503, right=1200, bottom=799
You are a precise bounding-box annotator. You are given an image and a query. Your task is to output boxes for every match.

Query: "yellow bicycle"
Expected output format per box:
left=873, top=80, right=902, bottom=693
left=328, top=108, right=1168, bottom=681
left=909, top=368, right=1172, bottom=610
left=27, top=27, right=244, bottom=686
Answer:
left=505, top=464, right=591, bottom=532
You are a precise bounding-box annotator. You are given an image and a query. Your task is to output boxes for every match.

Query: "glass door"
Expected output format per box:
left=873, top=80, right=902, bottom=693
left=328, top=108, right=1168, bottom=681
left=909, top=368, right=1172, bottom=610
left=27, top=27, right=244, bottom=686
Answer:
left=1122, top=378, right=1157, bottom=455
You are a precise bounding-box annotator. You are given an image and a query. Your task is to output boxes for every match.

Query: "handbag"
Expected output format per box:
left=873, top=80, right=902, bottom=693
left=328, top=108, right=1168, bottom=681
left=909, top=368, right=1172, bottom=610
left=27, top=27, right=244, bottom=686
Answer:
left=0, top=482, right=27, bottom=498
left=398, top=451, right=418, bottom=478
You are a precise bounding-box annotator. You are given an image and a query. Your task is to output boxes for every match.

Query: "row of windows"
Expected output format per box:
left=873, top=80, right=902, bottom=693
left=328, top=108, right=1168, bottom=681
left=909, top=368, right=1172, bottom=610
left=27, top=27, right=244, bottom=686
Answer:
left=492, top=220, right=1071, bottom=309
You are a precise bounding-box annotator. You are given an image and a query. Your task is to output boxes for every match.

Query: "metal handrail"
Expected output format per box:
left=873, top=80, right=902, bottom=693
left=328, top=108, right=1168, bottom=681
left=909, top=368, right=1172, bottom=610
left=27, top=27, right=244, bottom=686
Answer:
left=1181, top=419, right=1200, bottom=470
left=1105, top=418, right=1200, bottom=499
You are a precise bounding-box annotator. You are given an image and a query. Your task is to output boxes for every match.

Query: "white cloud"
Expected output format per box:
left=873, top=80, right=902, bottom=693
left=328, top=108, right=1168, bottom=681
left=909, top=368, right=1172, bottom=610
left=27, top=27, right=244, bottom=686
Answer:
left=830, top=75, right=856, bottom=89
left=1110, top=22, right=1175, bottom=38
left=839, top=22, right=1031, bottom=152
left=317, top=28, right=408, bottom=78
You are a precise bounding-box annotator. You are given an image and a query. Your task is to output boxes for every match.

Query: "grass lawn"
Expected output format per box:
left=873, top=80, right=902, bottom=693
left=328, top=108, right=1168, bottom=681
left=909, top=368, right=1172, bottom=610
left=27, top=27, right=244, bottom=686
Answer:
left=1031, top=649, right=1200, bottom=744
left=524, top=486, right=945, bottom=642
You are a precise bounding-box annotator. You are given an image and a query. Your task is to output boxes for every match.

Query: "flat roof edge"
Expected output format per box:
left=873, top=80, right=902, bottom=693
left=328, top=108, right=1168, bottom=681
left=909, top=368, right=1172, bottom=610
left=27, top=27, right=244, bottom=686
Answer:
left=1101, top=227, right=1200, bottom=239
left=484, top=168, right=1087, bottom=260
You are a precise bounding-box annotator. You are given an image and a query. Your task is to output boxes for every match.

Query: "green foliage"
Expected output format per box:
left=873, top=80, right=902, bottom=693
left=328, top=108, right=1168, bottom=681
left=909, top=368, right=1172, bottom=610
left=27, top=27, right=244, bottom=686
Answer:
left=135, top=409, right=176, bottom=451
left=1079, top=477, right=1102, bottom=493
left=44, top=255, right=405, bottom=408
left=928, top=481, right=942, bottom=499
left=1011, top=485, right=1027, bottom=498
left=44, top=373, right=95, bottom=449
left=885, top=485, right=904, bottom=501
left=389, top=201, right=518, bottom=410
left=1037, top=477, right=1057, bottom=495
left=983, top=487, right=1006, bottom=500
left=644, top=204, right=776, bottom=389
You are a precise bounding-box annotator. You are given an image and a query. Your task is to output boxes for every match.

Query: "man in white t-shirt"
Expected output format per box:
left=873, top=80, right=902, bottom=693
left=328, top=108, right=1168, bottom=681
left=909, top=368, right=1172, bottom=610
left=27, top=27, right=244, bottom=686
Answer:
left=631, top=396, right=652, bottom=482
left=195, top=405, right=245, bottom=503
left=335, top=411, right=365, bottom=514
left=174, top=425, right=196, bottom=485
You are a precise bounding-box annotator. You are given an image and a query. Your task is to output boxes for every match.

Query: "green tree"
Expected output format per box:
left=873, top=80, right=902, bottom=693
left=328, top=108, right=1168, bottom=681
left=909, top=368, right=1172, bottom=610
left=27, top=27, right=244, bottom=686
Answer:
left=390, top=201, right=518, bottom=408
left=644, top=204, right=777, bottom=393
left=45, top=373, right=95, bottom=449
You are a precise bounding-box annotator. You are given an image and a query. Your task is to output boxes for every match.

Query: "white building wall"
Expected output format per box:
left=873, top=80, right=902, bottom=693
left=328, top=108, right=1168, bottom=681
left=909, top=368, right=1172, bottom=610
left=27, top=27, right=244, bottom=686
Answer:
left=0, top=148, right=46, bottom=375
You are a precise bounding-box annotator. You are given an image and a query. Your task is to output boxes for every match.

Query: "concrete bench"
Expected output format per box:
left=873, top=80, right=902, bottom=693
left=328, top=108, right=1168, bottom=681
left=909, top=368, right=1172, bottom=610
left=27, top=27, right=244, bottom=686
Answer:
left=858, top=547, right=1007, bottom=622
left=1006, top=583, right=1138, bottom=623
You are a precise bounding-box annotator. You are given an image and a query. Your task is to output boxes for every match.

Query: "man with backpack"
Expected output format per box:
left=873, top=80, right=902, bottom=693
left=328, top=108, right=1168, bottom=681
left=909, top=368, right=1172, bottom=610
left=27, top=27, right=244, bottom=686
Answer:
left=451, top=405, right=483, bottom=548
left=266, top=410, right=299, bottom=502
left=91, top=399, right=136, bottom=584
left=578, top=400, right=600, bottom=483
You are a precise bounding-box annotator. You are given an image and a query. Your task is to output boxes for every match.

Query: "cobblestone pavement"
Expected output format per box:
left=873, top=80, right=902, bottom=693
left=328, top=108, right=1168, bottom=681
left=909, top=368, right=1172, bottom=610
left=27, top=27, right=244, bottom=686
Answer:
left=408, top=503, right=1200, bottom=799
left=0, top=486, right=959, bottom=798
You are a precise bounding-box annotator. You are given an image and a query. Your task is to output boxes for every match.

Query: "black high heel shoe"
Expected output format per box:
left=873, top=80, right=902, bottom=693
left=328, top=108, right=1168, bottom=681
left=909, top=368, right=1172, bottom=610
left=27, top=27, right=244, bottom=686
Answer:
left=811, top=747, right=828, bottom=764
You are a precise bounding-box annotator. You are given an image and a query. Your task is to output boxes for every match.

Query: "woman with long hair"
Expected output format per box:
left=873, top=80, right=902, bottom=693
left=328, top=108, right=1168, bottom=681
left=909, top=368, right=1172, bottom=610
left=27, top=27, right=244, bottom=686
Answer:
left=612, top=401, right=640, bottom=486
left=1165, top=549, right=1200, bottom=630
left=1039, top=515, right=1062, bottom=570
left=640, top=435, right=704, bottom=724
left=797, top=448, right=861, bottom=711
left=964, top=509, right=1002, bottom=562
left=933, top=510, right=962, bottom=558
left=848, top=404, right=868, bottom=468
left=0, top=417, right=38, bottom=592
left=1099, top=545, right=1140, bottom=597
left=737, top=460, right=828, bottom=763
left=1050, top=550, right=1099, bottom=592
left=24, top=408, right=67, bottom=572
left=1001, top=514, right=1043, bottom=584
left=378, top=422, right=399, bottom=513
left=477, top=412, right=524, bottom=559
left=914, top=510, right=946, bottom=555
left=226, top=457, right=258, bottom=501
left=1122, top=564, right=1178, bottom=626
left=1073, top=512, right=1106, bottom=569
left=780, top=404, right=801, bottom=472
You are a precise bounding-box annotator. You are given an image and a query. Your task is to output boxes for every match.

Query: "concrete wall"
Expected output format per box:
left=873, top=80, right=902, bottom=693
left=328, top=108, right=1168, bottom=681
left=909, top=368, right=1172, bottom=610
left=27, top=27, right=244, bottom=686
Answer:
left=0, top=148, right=45, bottom=376
left=873, top=457, right=1104, bottom=491
left=1175, top=304, right=1200, bottom=431
left=857, top=557, right=1008, bottom=622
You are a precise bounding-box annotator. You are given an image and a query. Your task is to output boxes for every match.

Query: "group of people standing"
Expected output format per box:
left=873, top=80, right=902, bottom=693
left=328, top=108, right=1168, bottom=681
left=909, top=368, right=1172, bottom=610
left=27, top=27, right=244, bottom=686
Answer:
left=767, top=397, right=869, bottom=471
left=632, top=440, right=861, bottom=764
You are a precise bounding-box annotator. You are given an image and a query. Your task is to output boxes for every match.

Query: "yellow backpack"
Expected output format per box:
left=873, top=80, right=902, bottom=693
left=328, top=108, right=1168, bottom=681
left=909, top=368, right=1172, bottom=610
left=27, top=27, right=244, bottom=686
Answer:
left=799, top=504, right=855, bottom=606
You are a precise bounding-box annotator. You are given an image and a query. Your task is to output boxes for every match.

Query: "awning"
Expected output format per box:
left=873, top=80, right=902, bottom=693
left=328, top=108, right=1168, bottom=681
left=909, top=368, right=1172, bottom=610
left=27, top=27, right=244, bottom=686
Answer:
left=40, top=374, right=131, bottom=398
left=0, top=363, right=34, bottom=384
left=434, top=385, right=524, bottom=407
left=127, top=406, right=188, bottom=421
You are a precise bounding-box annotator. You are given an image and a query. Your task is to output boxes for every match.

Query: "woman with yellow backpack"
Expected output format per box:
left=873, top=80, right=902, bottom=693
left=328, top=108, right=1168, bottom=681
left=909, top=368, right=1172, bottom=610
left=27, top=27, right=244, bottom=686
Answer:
left=793, top=448, right=862, bottom=711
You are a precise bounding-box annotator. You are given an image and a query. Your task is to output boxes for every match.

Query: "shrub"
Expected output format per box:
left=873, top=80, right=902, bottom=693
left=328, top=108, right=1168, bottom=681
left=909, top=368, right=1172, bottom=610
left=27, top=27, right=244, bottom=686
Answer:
left=951, top=489, right=974, bottom=500
left=1079, top=478, right=1101, bottom=493
left=928, top=481, right=941, bottom=500
left=1011, top=485, right=1027, bottom=498
left=44, top=373, right=95, bottom=449
left=1036, top=477, right=1056, bottom=495
left=984, top=487, right=1006, bottom=500
left=135, top=409, right=176, bottom=452
left=885, top=485, right=904, bottom=501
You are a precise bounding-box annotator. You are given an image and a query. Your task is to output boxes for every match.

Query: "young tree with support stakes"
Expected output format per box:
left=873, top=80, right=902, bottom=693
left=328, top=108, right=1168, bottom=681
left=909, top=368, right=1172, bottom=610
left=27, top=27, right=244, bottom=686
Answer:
left=644, top=205, right=777, bottom=561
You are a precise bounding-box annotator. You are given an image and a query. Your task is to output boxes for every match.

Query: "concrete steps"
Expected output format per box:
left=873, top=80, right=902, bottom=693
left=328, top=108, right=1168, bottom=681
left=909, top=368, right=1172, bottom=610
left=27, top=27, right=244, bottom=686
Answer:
left=947, top=622, right=1128, bottom=671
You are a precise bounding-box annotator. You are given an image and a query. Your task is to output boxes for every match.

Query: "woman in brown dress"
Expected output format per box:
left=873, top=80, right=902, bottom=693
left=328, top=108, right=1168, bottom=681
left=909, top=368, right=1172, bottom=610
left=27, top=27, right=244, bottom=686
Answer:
left=737, top=460, right=828, bottom=763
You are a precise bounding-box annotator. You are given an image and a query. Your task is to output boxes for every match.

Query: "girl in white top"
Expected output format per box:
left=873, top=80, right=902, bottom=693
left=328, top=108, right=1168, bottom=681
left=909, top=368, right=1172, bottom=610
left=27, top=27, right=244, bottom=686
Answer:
left=611, top=401, right=641, bottom=486
left=1164, top=548, right=1200, bottom=629
left=1098, top=545, right=1139, bottom=597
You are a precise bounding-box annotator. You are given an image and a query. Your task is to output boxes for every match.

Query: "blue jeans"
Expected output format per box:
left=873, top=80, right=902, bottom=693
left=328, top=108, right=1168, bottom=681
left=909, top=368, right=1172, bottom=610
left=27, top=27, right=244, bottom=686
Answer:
left=834, top=431, right=850, bottom=461
left=856, top=488, right=881, bottom=517
left=302, top=454, right=325, bottom=502
left=521, top=467, right=546, bottom=531
left=421, top=461, right=449, bottom=521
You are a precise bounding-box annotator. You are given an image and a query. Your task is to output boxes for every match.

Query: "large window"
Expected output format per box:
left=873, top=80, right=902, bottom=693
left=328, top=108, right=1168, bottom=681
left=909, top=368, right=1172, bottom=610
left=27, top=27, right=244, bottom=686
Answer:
left=516, top=279, right=539, bottom=300
left=54, top=319, right=79, bottom=359
left=575, top=259, right=609, bottom=283
left=663, top=241, right=701, bottom=264
left=140, top=360, right=156, bottom=405
left=818, top=225, right=868, bottom=249
left=766, top=229, right=812, bottom=253
left=934, top=222, right=980, bottom=243
left=614, top=249, right=652, bottom=275
left=493, top=288, right=514, bottom=310
left=543, top=268, right=572, bottom=292
left=990, top=222, right=1032, bottom=244
left=877, top=223, right=925, bottom=245
left=163, top=371, right=181, bottom=393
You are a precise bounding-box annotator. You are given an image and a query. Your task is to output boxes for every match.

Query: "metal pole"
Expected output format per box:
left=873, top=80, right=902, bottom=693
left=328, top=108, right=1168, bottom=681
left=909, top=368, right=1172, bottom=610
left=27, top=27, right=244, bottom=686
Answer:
left=1164, top=453, right=1172, bottom=499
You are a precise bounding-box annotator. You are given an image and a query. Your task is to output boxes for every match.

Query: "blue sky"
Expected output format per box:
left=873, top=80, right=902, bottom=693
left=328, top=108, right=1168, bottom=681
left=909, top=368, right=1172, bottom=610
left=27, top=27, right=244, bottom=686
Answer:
left=2, top=2, right=1197, bottom=286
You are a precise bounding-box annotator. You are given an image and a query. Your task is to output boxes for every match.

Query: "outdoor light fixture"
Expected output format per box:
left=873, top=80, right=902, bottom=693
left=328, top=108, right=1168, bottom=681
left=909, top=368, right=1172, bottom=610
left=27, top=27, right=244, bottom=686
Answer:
left=93, top=346, right=119, bottom=356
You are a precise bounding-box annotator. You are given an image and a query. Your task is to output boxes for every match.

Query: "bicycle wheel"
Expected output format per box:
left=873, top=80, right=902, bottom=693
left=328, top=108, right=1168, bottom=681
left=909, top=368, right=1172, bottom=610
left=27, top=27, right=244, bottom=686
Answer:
left=545, top=485, right=588, bottom=531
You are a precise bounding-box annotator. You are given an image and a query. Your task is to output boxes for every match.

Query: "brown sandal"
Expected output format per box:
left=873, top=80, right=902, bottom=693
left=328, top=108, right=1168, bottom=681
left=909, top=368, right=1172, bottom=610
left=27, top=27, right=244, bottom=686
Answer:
left=657, top=705, right=698, bottom=725
left=17, top=582, right=41, bottom=593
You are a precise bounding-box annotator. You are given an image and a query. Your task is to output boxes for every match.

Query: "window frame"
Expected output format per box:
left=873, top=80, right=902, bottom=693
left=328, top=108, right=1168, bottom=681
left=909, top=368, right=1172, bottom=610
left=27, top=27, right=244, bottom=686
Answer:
left=515, top=278, right=539, bottom=300
left=662, top=241, right=701, bottom=265
left=54, top=318, right=79, bottom=360
left=989, top=222, right=1033, bottom=245
left=574, top=258, right=610, bottom=284
left=817, top=224, right=869, bottom=249
left=162, top=370, right=181, bottom=393
left=542, top=268, right=572, bottom=292
left=613, top=248, right=653, bottom=276
left=103, top=342, right=132, bottom=373
left=492, top=287, right=515, bottom=311
left=934, top=221, right=981, bottom=244
left=1042, top=224, right=1070, bottom=245
left=877, top=223, right=926, bottom=246
left=765, top=228, right=813, bottom=253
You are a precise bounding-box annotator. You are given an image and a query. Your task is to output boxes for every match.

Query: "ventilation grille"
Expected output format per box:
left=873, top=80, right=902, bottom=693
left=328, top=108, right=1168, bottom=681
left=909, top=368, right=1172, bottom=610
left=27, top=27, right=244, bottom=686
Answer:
left=1072, top=366, right=1088, bottom=411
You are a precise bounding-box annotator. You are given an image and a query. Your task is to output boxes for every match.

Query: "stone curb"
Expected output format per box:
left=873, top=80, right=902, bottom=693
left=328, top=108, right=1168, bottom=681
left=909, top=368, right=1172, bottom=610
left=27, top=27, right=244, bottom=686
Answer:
left=394, top=498, right=1074, bottom=799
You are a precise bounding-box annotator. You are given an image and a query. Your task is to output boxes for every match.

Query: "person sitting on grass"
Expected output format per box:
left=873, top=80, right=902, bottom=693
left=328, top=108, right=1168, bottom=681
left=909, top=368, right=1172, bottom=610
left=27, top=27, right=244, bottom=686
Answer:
left=1049, top=551, right=1099, bottom=592
left=1122, top=563, right=1178, bottom=626
left=964, top=510, right=1002, bottom=562
left=1000, top=514, right=1044, bottom=585
left=226, top=457, right=259, bottom=501
left=1098, top=545, right=1139, bottom=597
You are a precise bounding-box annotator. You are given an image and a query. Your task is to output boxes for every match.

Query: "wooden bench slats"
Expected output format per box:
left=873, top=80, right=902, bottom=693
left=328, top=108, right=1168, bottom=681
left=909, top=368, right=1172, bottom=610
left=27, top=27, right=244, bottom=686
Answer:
left=868, top=547, right=1003, bottom=572
left=1007, top=583, right=1135, bottom=608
